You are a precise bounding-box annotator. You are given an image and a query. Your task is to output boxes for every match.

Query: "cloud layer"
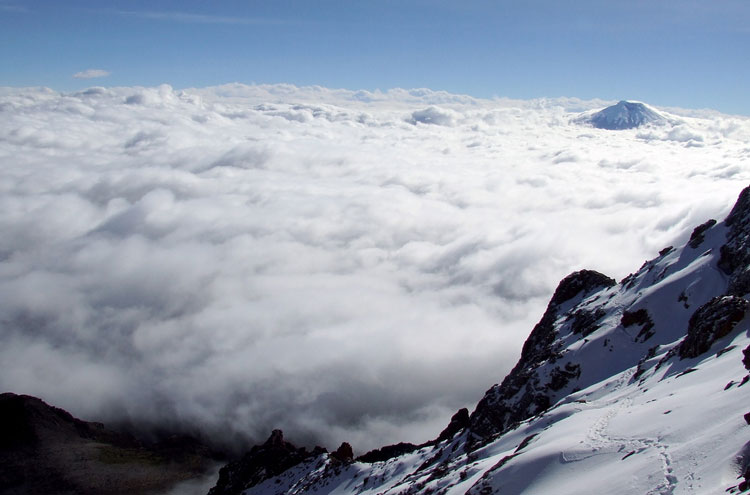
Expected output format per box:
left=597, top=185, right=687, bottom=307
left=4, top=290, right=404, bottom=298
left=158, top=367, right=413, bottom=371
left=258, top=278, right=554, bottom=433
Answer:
left=0, top=84, right=748, bottom=453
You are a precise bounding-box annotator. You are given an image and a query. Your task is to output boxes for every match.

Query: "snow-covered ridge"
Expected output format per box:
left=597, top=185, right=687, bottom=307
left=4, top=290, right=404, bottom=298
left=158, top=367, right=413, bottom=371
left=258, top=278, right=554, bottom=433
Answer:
left=209, top=186, right=750, bottom=495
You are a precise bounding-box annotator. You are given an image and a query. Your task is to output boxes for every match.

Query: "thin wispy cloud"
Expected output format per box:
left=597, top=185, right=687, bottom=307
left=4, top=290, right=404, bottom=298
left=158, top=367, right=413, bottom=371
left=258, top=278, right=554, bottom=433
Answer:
left=0, top=3, right=28, bottom=13
left=73, top=69, right=111, bottom=79
left=115, top=9, right=292, bottom=26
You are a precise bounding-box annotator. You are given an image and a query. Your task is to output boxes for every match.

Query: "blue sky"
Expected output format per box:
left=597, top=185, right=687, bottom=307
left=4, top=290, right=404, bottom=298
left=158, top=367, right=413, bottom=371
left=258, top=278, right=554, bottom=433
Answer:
left=2, top=0, right=749, bottom=115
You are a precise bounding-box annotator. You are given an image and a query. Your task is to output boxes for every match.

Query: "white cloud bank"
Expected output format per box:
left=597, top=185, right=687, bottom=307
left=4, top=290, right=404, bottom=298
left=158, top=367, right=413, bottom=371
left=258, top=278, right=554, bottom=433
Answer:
left=73, top=68, right=111, bottom=79
left=0, top=83, right=748, bottom=453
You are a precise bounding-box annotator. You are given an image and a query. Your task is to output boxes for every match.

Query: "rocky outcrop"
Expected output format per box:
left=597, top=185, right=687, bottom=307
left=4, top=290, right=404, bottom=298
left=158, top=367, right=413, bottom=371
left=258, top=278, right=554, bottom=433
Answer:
left=739, top=466, right=750, bottom=492
left=0, top=393, right=137, bottom=451
left=547, top=363, right=581, bottom=391
left=330, top=442, right=354, bottom=463
left=208, top=430, right=325, bottom=495
left=719, top=187, right=750, bottom=296
left=436, top=408, right=470, bottom=443
left=356, top=442, right=420, bottom=464
left=0, top=393, right=218, bottom=495
left=734, top=441, right=750, bottom=493
left=679, top=296, right=749, bottom=359
left=468, top=270, right=615, bottom=439
left=621, top=308, right=656, bottom=343
left=569, top=307, right=607, bottom=337
left=688, top=219, right=717, bottom=249
left=519, top=270, right=616, bottom=368
left=549, top=271, right=617, bottom=307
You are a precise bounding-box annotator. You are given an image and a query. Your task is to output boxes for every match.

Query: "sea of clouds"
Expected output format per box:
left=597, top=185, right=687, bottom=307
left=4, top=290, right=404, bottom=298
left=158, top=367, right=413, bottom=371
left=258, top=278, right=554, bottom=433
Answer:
left=0, top=83, right=748, bottom=454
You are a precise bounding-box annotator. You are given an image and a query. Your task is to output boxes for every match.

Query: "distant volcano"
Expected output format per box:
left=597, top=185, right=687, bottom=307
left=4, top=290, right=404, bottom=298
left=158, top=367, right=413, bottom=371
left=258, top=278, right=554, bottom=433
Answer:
left=580, top=100, right=667, bottom=130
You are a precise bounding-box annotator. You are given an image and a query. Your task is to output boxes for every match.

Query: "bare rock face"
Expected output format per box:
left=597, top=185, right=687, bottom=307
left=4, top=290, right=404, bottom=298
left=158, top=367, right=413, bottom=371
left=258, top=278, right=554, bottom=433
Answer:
left=356, top=442, right=419, bottom=464
left=330, top=442, right=354, bottom=463
left=0, top=393, right=217, bottom=495
left=688, top=219, right=717, bottom=249
left=679, top=185, right=750, bottom=361
left=547, top=362, right=581, bottom=391
left=208, top=430, right=326, bottom=495
left=621, top=308, right=656, bottom=343
left=568, top=307, right=607, bottom=337
left=719, top=187, right=750, bottom=297
left=519, top=270, right=617, bottom=368
left=679, top=296, right=750, bottom=359
left=548, top=270, right=617, bottom=307
left=734, top=441, right=750, bottom=492
left=468, top=270, right=615, bottom=440
left=436, top=408, right=470, bottom=443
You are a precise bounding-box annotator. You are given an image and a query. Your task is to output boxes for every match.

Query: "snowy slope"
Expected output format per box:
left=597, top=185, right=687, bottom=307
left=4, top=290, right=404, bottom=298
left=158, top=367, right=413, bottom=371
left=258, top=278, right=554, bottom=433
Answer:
left=209, top=186, right=750, bottom=495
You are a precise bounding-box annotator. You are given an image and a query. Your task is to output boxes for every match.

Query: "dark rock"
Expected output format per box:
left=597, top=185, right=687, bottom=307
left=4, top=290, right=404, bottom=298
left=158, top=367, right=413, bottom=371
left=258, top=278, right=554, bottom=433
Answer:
left=677, top=368, right=698, bottom=377
left=633, top=345, right=660, bottom=381
left=330, top=442, right=354, bottom=463
left=549, top=270, right=617, bottom=308
left=569, top=307, right=607, bottom=337
left=743, top=345, right=750, bottom=371
left=679, top=296, right=750, bottom=359
left=688, top=219, right=717, bottom=249
left=520, top=270, right=616, bottom=369
left=514, top=434, right=536, bottom=453
left=208, top=430, right=325, bottom=495
left=468, top=270, right=614, bottom=440
left=621, top=308, right=656, bottom=343
left=716, top=345, right=737, bottom=358
left=678, top=291, right=690, bottom=309
left=621, top=308, right=649, bottom=327
left=436, top=408, right=470, bottom=443
left=265, top=429, right=285, bottom=448
left=547, top=363, right=581, bottom=392
left=718, top=186, right=750, bottom=296
left=415, top=447, right=445, bottom=473
left=0, top=393, right=218, bottom=495
left=736, top=442, right=750, bottom=493
left=659, top=246, right=674, bottom=256
left=357, top=442, right=419, bottom=464
left=745, top=413, right=750, bottom=425
left=724, top=186, right=750, bottom=229
left=621, top=272, right=637, bottom=289
left=0, top=393, right=38, bottom=450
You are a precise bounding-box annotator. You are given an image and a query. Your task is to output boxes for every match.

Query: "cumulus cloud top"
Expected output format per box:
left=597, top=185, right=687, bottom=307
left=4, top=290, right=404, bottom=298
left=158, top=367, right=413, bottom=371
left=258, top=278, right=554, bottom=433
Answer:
left=408, top=106, right=459, bottom=126
left=0, top=84, right=748, bottom=453
left=73, top=69, right=111, bottom=79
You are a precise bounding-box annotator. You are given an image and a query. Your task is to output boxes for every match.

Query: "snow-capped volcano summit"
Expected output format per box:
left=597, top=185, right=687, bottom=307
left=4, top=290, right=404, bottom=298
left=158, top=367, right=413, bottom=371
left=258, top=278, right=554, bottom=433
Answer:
left=580, top=100, right=668, bottom=129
